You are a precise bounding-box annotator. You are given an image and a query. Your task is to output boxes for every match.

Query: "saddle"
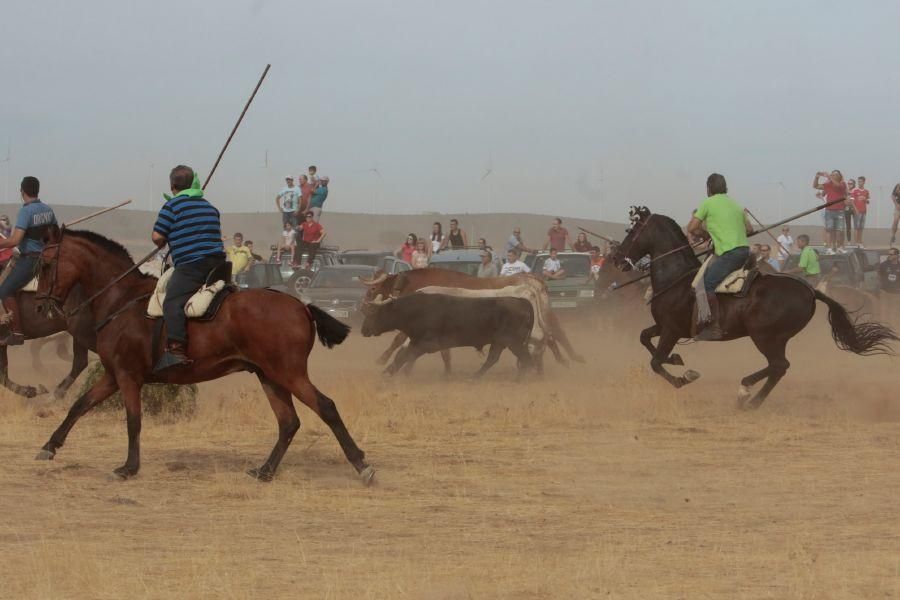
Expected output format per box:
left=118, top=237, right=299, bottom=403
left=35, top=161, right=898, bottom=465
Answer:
left=146, top=263, right=235, bottom=321
left=692, top=254, right=761, bottom=298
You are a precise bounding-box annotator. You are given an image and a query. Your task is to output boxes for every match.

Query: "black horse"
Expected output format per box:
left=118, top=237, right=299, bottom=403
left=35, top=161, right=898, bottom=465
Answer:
left=612, top=207, right=897, bottom=408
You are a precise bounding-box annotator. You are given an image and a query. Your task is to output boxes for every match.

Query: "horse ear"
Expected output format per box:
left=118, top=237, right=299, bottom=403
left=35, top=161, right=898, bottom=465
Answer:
left=638, top=206, right=651, bottom=220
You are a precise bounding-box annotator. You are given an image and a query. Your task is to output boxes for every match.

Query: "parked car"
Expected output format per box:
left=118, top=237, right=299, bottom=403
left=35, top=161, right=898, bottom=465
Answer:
left=525, top=251, right=595, bottom=312
left=428, top=248, right=502, bottom=276
left=234, top=261, right=291, bottom=294
left=298, top=265, right=378, bottom=325
left=340, top=250, right=412, bottom=275
left=783, top=248, right=879, bottom=293
left=268, top=245, right=342, bottom=297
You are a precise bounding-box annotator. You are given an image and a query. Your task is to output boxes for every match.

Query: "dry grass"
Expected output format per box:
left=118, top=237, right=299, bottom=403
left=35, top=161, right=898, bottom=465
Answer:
left=0, top=314, right=898, bottom=599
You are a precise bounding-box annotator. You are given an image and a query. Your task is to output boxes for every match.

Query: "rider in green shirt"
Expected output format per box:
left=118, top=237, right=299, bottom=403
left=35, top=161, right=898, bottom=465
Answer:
left=687, top=173, right=752, bottom=341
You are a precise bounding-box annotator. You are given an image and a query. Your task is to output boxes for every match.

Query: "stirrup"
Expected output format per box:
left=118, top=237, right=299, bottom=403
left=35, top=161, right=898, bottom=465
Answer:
left=153, top=351, right=193, bottom=373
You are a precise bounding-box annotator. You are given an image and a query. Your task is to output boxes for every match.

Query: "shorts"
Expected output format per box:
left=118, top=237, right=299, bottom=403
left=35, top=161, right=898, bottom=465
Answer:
left=823, top=210, right=843, bottom=231
left=852, top=212, right=866, bottom=230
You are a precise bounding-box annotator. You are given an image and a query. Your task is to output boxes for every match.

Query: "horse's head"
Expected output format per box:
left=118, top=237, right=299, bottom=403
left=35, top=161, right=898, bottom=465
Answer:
left=35, top=228, right=74, bottom=318
left=612, top=206, right=653, bottom=271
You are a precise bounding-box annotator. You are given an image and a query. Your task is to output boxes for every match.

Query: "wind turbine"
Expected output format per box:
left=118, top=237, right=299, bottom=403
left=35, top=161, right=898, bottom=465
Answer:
left=367, top=165, right=382, bottom=214
left=480, top=153, right=494, bottom=213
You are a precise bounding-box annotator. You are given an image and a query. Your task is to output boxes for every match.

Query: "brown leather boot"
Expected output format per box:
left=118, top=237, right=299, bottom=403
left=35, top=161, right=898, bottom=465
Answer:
left=0, top=297, right=24, bottom=346
left=153, top=340, right=193, bottom=372
left=694, top=292, right=724, bottom=341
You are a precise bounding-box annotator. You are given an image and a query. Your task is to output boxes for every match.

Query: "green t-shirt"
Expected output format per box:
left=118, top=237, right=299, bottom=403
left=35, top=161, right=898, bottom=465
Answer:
left=798, top=246, right=820, bottom=275
left=694, top=194, right=749, bottom=256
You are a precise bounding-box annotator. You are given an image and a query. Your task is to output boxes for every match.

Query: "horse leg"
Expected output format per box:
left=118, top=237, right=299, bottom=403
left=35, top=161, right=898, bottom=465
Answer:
left=112, top=377, right=143, bottom=479
left=55, top=334, right=72, bottom=361
left=473, top=344, right=504, bottom=378
left=293, top=377, right=373, bottom=484
left=649, top=330, right=699, bottom=388
left=640, top=324, right=683, bottom=366
left=248, top=374, right=300, bottom=481
left=377, top=332, right=407, bottom=365
left=548, top=311, right=584, bottom=363
left=53, top=340, right=89, bottom=400
left=0, top=344, right=45, bottom=398
left=546, top=337, right=569, bottom=367
left=744, top=338, right=790, bottom=410
left=29, top=338, right=45, bottom=373
left=509, top=343, right=533, bottom=381
left=36, top=371, right=119, bottom=460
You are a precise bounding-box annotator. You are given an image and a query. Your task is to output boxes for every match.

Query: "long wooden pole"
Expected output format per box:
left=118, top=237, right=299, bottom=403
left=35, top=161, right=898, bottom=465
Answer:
left=203, top=64, right=271, bottom=190
left=64, top=199, right=132, bottom=228
left=577, top=225, right=618, bottom=244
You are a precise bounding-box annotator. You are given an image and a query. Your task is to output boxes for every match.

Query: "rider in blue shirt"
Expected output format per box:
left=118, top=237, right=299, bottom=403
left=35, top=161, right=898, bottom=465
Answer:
left=0, top=176, right=58, bottom=345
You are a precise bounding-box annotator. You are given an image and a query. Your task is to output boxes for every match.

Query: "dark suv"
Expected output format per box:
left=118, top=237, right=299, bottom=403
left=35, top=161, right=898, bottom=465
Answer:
left=783, top=247, right=879, bottom=293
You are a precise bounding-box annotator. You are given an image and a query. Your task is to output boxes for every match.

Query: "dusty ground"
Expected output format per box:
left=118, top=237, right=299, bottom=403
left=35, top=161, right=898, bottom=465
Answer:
left=0, top=312, right=898, bottom=599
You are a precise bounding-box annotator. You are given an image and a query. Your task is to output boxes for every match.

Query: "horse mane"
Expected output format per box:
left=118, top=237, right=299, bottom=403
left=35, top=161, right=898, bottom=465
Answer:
left=654, top=214, right=691, bottom=245
left=65, top=229, right=135, bottom=264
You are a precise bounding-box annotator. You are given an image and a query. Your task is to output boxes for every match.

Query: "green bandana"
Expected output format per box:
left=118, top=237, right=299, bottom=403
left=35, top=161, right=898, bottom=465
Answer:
left=163, top=172, right=204, bottom=201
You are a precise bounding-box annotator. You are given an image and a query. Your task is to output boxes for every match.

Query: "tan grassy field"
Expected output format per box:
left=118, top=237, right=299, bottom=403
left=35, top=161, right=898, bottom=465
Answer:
left=0, top=312, right=898, bottom=599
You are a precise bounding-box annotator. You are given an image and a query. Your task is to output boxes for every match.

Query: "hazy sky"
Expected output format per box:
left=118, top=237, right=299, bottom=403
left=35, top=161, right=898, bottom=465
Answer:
left=2, top=0, right=900, bottom=225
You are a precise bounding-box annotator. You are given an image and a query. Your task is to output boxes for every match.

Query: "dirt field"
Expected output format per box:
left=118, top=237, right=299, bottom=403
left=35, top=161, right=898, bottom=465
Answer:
left=0, top=313, right=898, bottom=599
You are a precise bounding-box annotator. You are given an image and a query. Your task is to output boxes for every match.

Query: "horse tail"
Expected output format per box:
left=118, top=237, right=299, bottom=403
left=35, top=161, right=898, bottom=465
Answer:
left=814, top=290, right=898, bottom=356
left=306, top=304, right=350, bottom=348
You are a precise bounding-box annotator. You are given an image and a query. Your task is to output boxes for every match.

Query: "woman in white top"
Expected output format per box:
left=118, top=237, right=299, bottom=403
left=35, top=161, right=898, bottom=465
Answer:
left=411, top=238, right=431, bottom=269
left=430, top=222, right=444, bottom=254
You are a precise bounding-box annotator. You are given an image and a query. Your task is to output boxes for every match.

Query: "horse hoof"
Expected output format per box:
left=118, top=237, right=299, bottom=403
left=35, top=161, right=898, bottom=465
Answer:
left=683, top=370, right=701, bottom=383
left=247, top=467, right=273, bottom=482
left=35, top=449, right=55, bottom=461
left=669, top=354, right=684, bottom=366
left=359, top=465, right=376, bottom=486
left=737, top=385, right=752, bottom=407
left=111, top=466, right=137, bottom=480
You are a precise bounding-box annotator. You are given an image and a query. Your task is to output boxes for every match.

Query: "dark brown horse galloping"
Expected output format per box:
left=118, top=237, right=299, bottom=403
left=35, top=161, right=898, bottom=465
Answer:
left=34, top=229, right=372, bottom=482
left=612, top=207, right=897, bottom=408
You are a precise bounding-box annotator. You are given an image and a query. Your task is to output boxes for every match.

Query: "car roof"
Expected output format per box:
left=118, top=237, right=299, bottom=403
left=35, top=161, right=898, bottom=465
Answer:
left=316, top=264, right=378, bottom=272
left=340, top=250, right=393, bottom=256
left=533, top=251, right=591, bottom=256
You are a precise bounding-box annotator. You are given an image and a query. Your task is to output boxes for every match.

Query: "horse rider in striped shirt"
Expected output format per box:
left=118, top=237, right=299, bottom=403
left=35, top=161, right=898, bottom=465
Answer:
left=151, top=165, right=226, bottom=372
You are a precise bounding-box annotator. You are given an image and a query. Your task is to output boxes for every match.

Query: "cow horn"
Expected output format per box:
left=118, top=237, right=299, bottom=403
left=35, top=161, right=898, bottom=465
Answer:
left=360, top=272, right=389, bottom=286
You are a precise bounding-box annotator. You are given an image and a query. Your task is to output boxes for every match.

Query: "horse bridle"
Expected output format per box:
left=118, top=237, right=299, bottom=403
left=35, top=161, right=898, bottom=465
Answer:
left=617, top=213, right=653, bottom=271
left=35, top=231, right=67, bottom=319
left=618, top=212, right=706, bottom=271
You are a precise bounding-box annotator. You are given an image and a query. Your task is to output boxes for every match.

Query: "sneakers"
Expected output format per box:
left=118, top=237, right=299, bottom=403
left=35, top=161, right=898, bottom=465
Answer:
left=837, top=247, right=848, bottom=254
left=825, top=248, right=836, bottom=255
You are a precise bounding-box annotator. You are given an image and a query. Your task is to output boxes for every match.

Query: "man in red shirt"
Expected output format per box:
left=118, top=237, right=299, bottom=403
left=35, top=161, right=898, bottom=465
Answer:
left=542, top=217, right=571, bottom=251
left=295, top=211, right=326, bottom=269
left=297, top=174, right=313, bottom=216
left=813, top=170, right=848, bottom=255
left=851, top=176, right=871, bottom=248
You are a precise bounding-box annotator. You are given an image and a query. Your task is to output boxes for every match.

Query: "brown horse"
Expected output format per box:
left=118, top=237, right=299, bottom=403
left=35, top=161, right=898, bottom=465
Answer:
left=34, top=229, right=372, bottom=483
left=612, top=207, right=897, bottom=408
left=0, top=289, right=95, bottom=399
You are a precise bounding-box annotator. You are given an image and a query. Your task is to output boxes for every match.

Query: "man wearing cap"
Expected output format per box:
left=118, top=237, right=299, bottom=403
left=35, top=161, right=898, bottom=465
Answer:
left=151, top=165, right=226, bottom=370
left=0, top=176, right=57, bottom=345
left=309, top=176, right=329, bottom=222
left=275, top=176, right=300, bottom=228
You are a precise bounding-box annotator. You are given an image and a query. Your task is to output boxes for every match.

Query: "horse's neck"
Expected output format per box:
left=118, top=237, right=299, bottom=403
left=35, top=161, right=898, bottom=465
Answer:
left=648, top=225, right=698, bottom=293
left=68, top=247, right=150, bottom=322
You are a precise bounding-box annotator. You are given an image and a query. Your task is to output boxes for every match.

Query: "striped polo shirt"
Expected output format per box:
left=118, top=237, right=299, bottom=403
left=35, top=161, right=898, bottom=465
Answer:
left=153, top=194, right=225, bottom=266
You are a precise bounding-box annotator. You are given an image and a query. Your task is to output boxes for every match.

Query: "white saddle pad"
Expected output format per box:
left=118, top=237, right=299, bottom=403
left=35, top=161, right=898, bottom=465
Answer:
left=146, top=269, right=227, bottom=318
left=22, top=277, right=39, bottom=293
left=692, top=255, right=752, bottom=294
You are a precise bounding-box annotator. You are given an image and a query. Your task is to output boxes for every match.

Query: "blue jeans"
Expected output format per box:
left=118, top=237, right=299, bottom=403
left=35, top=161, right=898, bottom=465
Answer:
left=703, top=247, right=750, bottom=293
left=823, top=210, right=842, bottom=232
left=281, top=212, right=297, bottom=227
left=0, top=255, right=39, bottom=299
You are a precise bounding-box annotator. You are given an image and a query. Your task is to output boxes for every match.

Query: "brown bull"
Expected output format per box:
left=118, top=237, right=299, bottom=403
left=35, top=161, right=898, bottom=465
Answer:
left=361, top=268, right=583, bottom=373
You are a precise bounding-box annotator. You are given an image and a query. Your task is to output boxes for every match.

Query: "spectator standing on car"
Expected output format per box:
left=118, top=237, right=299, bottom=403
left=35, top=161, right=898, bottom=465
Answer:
left=776, top=226, right=794, bottom=264
left=227, top=232, right=253, bottom=277
left=542, top=248, right=567, bottom=280
left=297, top=211, right=326, bottom=269
left=396, top=233, right=417, bottom=263
left=441, top=219, right=468, bottom=249
left=543, top=217, right=571, bottom=251
left=430, top=222, right=444, bottom=254
left=275, top=176, right=300, bottom=228
left=297, top=174, right=313, bottom=215
left=785, top=234, right=820, bottom=285
left=477, top=237, right=493, bottom=253
left=307, top=165, right=319, bottom=188
left=309, top=176, right=329, bottom=222
left=844, top=179, right=857, bottom=243
left=506, top=227, right=533, bottom=255
left=850, top=176, right=870, bottom=247
left=500, top=249, right=531, bottom=276
left=813, top=170, right=848, bottom=255
left=477, top=250, right=498, bottom=278
left=279, top=221, right=297, bottom=261
left=411, top=238, right=430, bottom=269
left=573, top=232, right=592, bottom=252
